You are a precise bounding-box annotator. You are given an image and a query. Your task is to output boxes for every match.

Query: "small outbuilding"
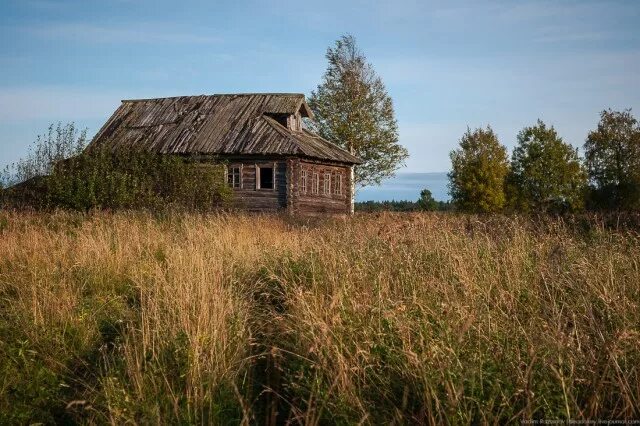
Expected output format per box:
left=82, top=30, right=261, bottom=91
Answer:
left=89, top=93, right=362, bottom=215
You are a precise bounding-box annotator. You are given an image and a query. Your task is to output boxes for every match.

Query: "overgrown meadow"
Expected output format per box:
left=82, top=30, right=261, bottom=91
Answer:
left=0, top=211, right=638, bottom=424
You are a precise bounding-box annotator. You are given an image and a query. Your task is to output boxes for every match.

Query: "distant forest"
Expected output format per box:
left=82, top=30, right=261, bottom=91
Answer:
left=355, top=189, right=453, bottom=212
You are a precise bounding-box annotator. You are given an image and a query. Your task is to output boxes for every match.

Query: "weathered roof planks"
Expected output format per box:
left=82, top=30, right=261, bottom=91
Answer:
left=88, top=93, right=361, bottom=164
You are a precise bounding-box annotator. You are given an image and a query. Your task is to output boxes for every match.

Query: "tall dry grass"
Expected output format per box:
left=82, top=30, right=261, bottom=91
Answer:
left=0, top=211, right=638, bottom=424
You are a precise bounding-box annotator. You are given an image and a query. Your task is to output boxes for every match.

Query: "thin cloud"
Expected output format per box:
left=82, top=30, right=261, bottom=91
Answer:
left=534, top=32, right=611, bottom=43
left=0, top=86, right=126, bottom=122
left=24, top=22, right=223, bottom=44
left=495, top=1, right=603, bottom=22
left=19, top=0, right=61, bottom=9
left=533, top=23, right=615, bottom=43
left=431, top=1, right=595, bottom=22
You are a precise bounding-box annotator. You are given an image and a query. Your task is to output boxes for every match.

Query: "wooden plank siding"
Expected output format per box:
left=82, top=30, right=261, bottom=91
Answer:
left=291, top=159, right=351, bottom=215
left=217, top=156, right=351, bottom=215
left=87, top=93, right=361, bottom=215
left=224, top=158, right=287, bottom=211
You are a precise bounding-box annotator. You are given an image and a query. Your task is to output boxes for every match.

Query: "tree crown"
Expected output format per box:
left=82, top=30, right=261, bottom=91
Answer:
left=508, top=120, right=586, bottom=212
left=584, top=109, right=640, bottom=209
left=309, top=35, right=408, bottom=188
left=448, top=126, right=509, bottom=213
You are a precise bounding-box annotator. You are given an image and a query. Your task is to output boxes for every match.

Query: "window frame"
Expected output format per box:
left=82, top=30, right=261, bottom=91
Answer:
left=256, top=163, right=276, bottom=191
left=323, top=172, right=331, bottom=195
left=311, top=172, right=319, bottom=195
left=300, top=169, right=307, bottom=194
left=334, top=173, right=342, bottom=195
left=227, top=165, right=242, bottom=189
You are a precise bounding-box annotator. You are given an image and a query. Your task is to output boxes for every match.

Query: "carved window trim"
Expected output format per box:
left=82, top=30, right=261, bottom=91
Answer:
left=311, top=172, right=319, bottom=195
left=301, top=169, right=307, bottom=194
left=334, top=173, right=342, bottom=195
left=323, top=172, right=331, bottom=195
left=227, top=165, right=242, bottom=189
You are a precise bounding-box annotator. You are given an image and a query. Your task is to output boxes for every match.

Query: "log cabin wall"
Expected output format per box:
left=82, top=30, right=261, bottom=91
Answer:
left=224, top=158, right=287, bottom=211
left=210, top=155, right=354, bottom=215
left=88, top=93, right=362, bottom=215
left=291, top=159, right=352, bottom=215
left=89, top=94, right=361, bottom=215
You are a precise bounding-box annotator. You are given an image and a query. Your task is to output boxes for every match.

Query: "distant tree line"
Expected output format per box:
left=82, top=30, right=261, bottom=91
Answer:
left=448, top=109, right=640, bottom=213
left=355, top=189, right=453, bottom=212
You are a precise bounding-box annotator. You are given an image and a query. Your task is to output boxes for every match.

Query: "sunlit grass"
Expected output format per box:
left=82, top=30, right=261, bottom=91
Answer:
left=0, top=211, right=638, bottom=424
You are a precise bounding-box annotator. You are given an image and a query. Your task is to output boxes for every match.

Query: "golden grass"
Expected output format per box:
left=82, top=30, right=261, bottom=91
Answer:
left=0, top=211, right=638, bottom=424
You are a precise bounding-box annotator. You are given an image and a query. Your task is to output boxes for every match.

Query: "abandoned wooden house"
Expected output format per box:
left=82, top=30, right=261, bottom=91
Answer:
left=88, top=93, right=361, bottom=214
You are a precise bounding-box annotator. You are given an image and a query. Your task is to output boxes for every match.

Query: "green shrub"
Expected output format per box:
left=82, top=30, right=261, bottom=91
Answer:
left=47, top=148, right=231, bottom=211
left=1, top=122, right=231, bottom=212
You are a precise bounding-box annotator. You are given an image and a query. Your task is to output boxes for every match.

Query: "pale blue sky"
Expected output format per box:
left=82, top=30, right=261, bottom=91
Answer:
left=1, top=0, right=639, bottom=174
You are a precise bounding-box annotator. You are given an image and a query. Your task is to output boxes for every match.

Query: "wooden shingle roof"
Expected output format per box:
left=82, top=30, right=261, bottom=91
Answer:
left=88, top=93, right=362, bottom=164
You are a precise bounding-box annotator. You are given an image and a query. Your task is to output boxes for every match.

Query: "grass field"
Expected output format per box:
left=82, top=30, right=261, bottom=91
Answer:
left=0, top=211, right=638, bottom=424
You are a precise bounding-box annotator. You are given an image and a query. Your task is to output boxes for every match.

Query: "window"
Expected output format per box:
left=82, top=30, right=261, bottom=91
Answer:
left=323, top=173, right=331, bottom=195
left=311, top=172, right=319, bottom=194
left=300, top=169, right=307, bottom=194
left=257, top=165, right=274, bottom=189
left=334, top=173, right=342, bottom=195
left=227, top=166, right=241, bottom=188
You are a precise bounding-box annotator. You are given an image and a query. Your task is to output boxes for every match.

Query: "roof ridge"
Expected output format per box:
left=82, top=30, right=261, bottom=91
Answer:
left=121, top=93, right=306, bottom=103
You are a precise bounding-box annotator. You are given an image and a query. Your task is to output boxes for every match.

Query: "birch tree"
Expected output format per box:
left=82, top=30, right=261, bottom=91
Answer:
left=309, top=35, right=408, bottom=187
